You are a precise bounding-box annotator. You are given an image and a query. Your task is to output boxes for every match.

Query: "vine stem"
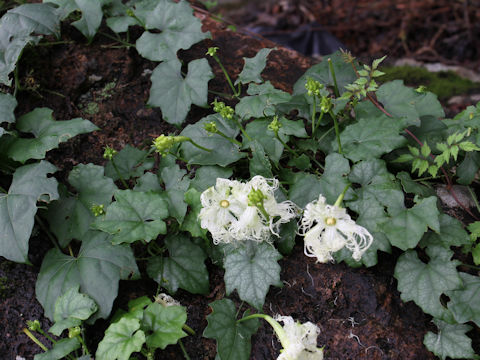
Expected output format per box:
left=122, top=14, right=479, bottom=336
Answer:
left=329, top=110, right=342, bottom=154
left=214, top=130, right=242, bottom=146
left=213, top=54, right=239, bottom=97
left=328, top=58, right=340, bottom=97
left=35, top=215, right=61, bottom=251
left=98, top=31, right=134, bottom=48
left=179, top=339, right=191, bottom=360
left=111, top=159, right=129, bottom=189
left=311, top=94, right=317, bottom=135
left=182, top=324, right=195, bottom=336
left=233, top=117, right=252, bottom=141
left=22, top=329, right=48, bottom=351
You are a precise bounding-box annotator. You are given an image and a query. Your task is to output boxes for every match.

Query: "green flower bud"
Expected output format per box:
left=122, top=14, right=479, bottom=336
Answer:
left=211, top=99, right=234, bottom=119
left=152, top=135, right=176, bottom=156
left=206, top=47, right=219, bottom=57
left=103, top=146, right=117, bottom=160
left=248, top=188, right=266, bottom=208
left=204, top=121, right=218, bottom=134
left=305, top=77, right=323, bottom=96
left=126, top=8, right=135, bottom=17
left=268, top=116, right=282, bottom=133
left=68, top=326, right=81, bottom=338
left=415, top=85, right=427, bottom=93
left=27, top=320, right=41, bottom=332
left=320, top=96, right=332, bottom=113
left=212, top=99, right=224, bottom=113
left=91, top=204, right=105, bottom=217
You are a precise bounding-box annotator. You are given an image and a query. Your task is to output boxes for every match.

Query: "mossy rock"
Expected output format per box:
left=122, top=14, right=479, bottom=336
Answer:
left=379, top=65, right=480, bottom=101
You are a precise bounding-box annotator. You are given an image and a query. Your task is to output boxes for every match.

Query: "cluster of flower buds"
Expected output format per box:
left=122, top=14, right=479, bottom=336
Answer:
left=152, top=134, right=189, bottom=157
left=103, top=146, right=117, bottom=160
left=305, top=77, right=324, bottom=97
left=212, top=99, right=234, bottom=120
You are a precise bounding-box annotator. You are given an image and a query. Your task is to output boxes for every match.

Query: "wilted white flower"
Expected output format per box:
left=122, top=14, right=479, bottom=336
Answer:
left=154, top=293, right=181, bottom=307
left=199, top=176, right=298, bottom=244
left=274, top=315, right=323, bottom=360
left=299, top=195, right=373, bottom=263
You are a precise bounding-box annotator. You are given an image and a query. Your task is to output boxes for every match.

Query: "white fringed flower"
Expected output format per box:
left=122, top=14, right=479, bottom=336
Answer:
left=198, top=178, right=247, bottom=244
left=299, top=195, right=373, bottom=263
left=199, top=176, right=298, bottom=244
left=274, top=315, right=323, bottom=360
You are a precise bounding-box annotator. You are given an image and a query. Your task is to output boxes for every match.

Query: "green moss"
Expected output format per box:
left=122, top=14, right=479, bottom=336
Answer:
left=379, top=65, right=480, bottom=101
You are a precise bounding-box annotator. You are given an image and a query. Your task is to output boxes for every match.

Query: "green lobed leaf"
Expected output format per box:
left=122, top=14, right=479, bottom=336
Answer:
left=159, top=161, right=191, bottom=223
left=244, top=119, right=284, bottom=164
left=49, top=285, right=98, bottom=336
left=147, top=233, right=209, bottom=294
left=105, top=145, right=154, bottom=181
left=443, top=102, right=480, bottom=134
left=340, top=105, right=407, bottom=162
left=249, top=140, right=273, bottom=178
left=235, top=81, right=291, bottom=119
left=180, top=187, right=207, bottom=238
left=287, top=154, right=311, bottom=171
left=318, top=153, right=352, bottom=204
left=420, top=213, right=471, bottom=249
left=473, top=244, right=480, bottom=266
left=376, top=80, right=444, bottom=127
left=278, top=117, right=308, bottom=138
left=203, top=299, right=259, bottom=360
left=5, top=108, right=98, bottom=163
left=190, top=166, right=233, bottom=192
left=288, top=172, right=323, bottom=208
left=396, top=171, right=436, bottom=198
left=381, top=196, right=440, bottom=250
left=43, top=0, right=78, bottom=20
left=142, top=302, right=187, bottom=350
left=95, top=317, right=145, bottom=360
left=394, top=246, right=461, bottom=320
left=36, top=231, right=139, bottom=321
left=224, top=241, right=282, bottom=310
left=0, top=161, right=58, bottom=263
left=292, top=51, right=357, bottom=96
left=275, top=219, right=297, bottom=255
left=457, top=151, right=480, bottom=185
left=348, top=159, right=404, bottom=213
left=92, top=190, right=169, bottom=244
left=180, top=114, right=245, bottom=166
left=235, top=48, right=275, bottom=85
left=424, top=319, right=476, bottom=360
left=341, top=199, right=392, bottom=267
left=447, top=272, right=480, bottom=327
left=0, top=92, right=17, bottom=124
left=34, top=337, right=80, bottom=360
left=135, top=0, right=210, bottom=62
left=148, top=58, right=213, bottom=125
left=72, top=0, right=107, bottom=41
left=133, top=172, right=162, bottom=192
left=0, top=3, right=60, bottom=85
left=45, top=163, right=117, bottom=247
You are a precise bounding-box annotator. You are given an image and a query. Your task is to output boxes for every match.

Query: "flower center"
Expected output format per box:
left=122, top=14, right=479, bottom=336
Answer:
left=220, top=199, right=230, bottom=208
left=325, top=217, right=336, bottom=226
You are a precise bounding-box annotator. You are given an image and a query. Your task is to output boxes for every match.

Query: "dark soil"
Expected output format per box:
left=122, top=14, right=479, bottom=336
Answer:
left=1, top=2, right=479, bottom=360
